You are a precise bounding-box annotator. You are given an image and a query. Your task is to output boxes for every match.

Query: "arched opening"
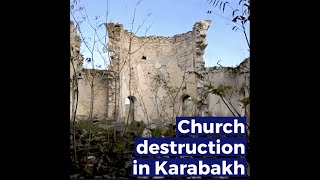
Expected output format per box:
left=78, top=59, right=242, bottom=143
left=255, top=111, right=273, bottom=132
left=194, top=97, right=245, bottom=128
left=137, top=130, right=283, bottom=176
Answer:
left=125, top=96, right=136, bottom=123
left=181, top=95, right=193, bottom=116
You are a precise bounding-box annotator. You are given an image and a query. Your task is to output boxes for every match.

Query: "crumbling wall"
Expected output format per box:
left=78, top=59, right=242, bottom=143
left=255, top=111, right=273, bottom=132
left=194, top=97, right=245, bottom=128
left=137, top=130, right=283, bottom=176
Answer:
left=71, top=20, right=250, bottom=125
left=70, top=21, right=84, bottom=120
left=193, top=20, right=212, bottom=116
left=107, top=20, right=212, bottom=125
left=70, top=21, right=111, bottom=121
left=204, top=58, right=250, bottom=123
left=76, top=70, right=110, bottom=120
left=70, top=21, right=83, bottom=80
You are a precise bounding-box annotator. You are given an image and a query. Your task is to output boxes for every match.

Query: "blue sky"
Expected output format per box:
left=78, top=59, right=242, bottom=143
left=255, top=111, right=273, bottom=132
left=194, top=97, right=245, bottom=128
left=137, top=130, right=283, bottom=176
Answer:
left=71, top=0, right=249, bottom=69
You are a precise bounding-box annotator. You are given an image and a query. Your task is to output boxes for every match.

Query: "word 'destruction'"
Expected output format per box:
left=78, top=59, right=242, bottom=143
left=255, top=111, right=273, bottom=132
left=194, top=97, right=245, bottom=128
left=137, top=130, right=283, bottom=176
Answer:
left=132, top=117, right=247, bottom=178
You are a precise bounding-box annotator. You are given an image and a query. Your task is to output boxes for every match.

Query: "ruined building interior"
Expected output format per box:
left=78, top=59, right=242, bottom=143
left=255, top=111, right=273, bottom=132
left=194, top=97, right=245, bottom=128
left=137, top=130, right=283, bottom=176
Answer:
left=70, top=20, right=250, bottom=127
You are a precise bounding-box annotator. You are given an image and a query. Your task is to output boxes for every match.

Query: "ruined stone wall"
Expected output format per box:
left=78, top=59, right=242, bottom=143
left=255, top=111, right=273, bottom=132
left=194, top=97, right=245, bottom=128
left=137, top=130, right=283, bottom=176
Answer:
left=71, top=19, right=250, bottom=125
left=70, top=21, right=84, bottom=120
left=192, top=20, right=212, bottom=116
left=76, top=70, right=110, bottom=120
left=70, top=21, right=83, bottom=80
left=70, top=21, right=111, bottom=121
left=204, top=58, right=250, bottom=123
left=107, top=20, right=212, bottom=125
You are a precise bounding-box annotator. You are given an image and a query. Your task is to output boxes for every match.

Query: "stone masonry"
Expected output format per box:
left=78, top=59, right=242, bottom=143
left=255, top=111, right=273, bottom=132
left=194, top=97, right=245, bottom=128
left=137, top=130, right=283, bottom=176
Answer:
left=70, top=20, right=250, bottom=126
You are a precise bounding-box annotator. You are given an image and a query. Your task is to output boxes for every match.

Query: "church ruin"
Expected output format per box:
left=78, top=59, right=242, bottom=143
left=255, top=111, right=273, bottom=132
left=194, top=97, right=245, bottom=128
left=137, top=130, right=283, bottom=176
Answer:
left=70, top=20, right=250, bottom=127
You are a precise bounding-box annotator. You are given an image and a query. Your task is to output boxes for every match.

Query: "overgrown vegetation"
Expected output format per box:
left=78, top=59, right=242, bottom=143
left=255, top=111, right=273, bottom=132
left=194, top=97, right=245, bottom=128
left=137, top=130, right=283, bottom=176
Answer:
left=70, top=120, right=140, bottom=179
left=70, top=120, right=177, bottom=179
